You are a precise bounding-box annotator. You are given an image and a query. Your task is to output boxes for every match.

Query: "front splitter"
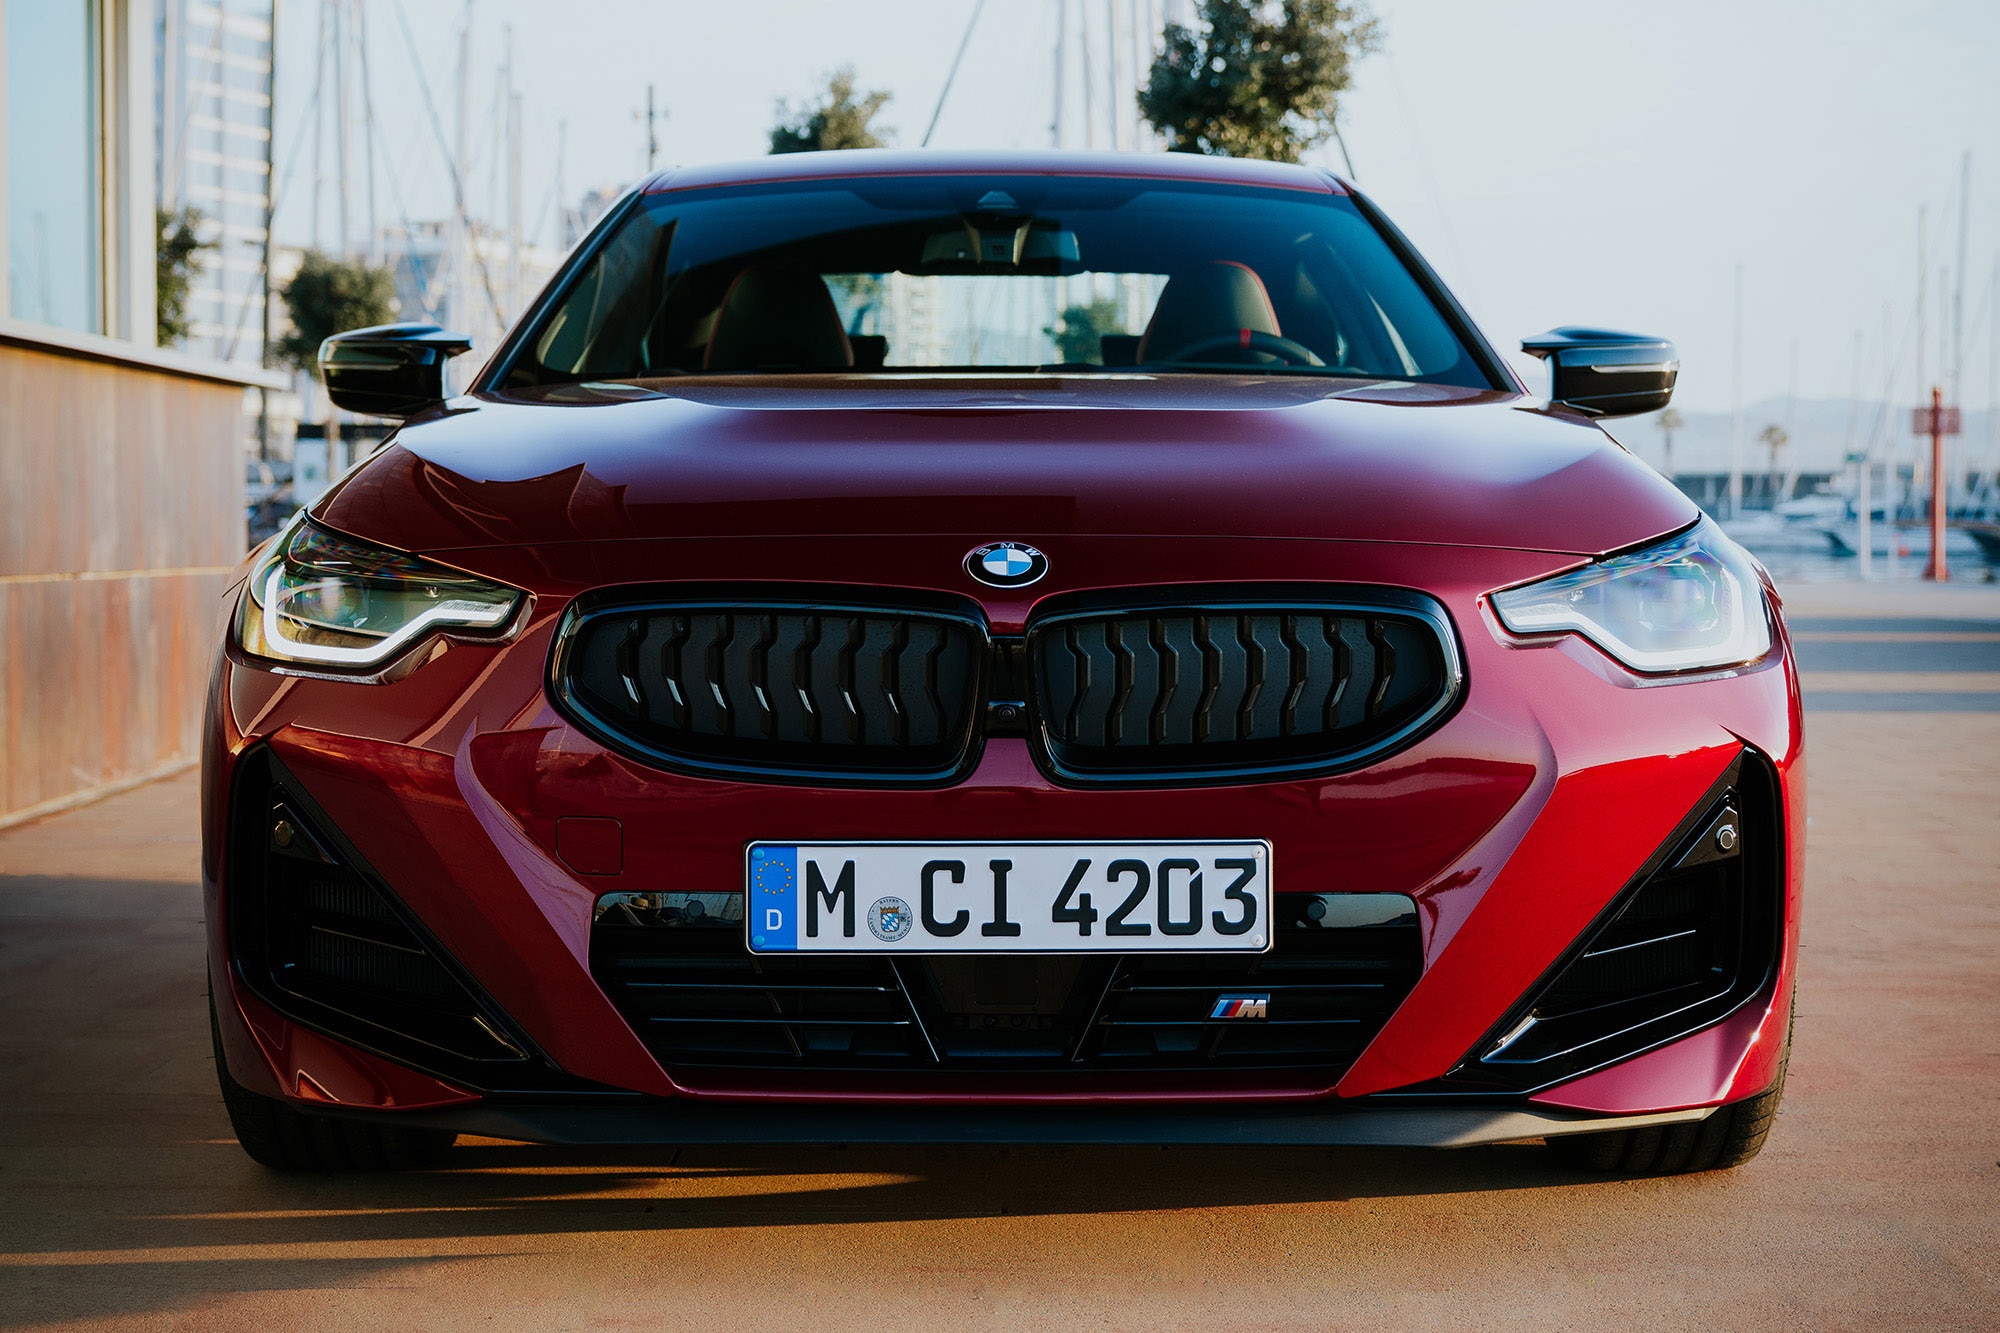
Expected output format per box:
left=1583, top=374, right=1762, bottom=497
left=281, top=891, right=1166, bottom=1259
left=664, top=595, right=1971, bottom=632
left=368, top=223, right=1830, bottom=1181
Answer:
left=319, top=1098, right=1714, bottom=1149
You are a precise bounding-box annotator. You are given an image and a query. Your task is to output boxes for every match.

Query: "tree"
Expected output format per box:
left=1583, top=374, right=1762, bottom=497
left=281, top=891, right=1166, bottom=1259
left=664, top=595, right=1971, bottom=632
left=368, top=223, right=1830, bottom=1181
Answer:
left=156, top=207, right=212, bottom=346
left=273, top=251, right=398, bottom=376
left=1656, top=406, right=1684, bottom=480
left=770, top=67, right=893, bottom=154
left=1046, top=299, right=1126, bottom=364
left=1138, top=0, right=1380, bottom=162
left=1759, top=423, right=1790, bottom=509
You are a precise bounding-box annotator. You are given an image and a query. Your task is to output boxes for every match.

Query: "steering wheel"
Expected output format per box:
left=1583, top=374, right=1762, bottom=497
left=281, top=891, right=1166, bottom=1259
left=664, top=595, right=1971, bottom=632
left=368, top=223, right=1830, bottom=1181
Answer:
left=1152, top=330, right=1326, bottom=368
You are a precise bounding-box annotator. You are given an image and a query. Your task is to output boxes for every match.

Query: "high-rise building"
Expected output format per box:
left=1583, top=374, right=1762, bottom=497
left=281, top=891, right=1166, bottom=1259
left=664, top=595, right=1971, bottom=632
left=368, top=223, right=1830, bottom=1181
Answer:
left=155, top=0, right=275, bottom=366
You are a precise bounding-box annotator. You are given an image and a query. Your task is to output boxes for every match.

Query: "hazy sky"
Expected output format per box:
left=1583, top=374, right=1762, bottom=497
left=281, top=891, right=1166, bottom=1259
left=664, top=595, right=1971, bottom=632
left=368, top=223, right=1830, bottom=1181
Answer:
left=273, top=0, right=2000, bottom=413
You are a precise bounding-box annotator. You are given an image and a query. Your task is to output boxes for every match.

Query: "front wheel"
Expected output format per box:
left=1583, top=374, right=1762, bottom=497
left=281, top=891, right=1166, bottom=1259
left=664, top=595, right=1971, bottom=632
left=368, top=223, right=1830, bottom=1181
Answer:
left=1546, top=1003, right=1791, bottom=1176
left=210, top=991, right=456, bottom=1172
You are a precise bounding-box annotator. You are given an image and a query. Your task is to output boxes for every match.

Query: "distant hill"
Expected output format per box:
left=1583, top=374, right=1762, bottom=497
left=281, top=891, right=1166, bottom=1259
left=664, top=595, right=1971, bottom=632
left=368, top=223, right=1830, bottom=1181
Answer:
left=1600, top=400, right=1997, bottom=477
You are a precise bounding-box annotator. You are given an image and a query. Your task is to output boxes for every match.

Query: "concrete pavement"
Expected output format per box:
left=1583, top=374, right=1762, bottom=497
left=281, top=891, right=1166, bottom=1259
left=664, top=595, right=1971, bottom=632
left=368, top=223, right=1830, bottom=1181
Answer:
left=1, top=582, right=1996, bottom=1331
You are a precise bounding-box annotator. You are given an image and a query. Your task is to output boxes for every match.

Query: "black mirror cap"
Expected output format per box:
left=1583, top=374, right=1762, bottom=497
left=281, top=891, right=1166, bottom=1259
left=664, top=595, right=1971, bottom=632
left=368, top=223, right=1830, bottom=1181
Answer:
left=319, top=322, right=474, bottom=417
left=1521, top=327, right=1678, bottom=418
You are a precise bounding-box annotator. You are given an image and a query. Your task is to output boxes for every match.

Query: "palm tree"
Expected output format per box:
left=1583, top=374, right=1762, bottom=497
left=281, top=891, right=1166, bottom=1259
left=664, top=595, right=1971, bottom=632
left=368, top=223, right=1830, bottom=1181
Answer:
left=1758, top=423, right=1790, bottom=509
left=1656, top=407, right=1684, bottom=483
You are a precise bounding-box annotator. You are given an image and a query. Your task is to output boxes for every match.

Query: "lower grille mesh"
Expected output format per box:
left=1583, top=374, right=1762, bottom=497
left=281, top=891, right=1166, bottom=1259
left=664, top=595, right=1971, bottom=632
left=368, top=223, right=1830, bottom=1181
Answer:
left=590, top=894, right=1422, bottom=1074
left=595, top=936, right=926, bottom=1064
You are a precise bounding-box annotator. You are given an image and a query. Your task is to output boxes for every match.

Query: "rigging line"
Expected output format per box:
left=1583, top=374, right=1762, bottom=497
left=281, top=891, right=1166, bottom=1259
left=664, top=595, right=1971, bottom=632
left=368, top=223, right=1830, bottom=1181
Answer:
left=389, top=0, right=509, bottom=331
left=1330, top=113, right=1358, bottom=181
left=484, top=49, right=507, bottom=234
left=373, top=61, right=442, bottom=319
left=923, top=0, right=989, bottom=147
left=1382, top=53, right=1475, bottom=311
left=528, top=159, right=560, bottom=252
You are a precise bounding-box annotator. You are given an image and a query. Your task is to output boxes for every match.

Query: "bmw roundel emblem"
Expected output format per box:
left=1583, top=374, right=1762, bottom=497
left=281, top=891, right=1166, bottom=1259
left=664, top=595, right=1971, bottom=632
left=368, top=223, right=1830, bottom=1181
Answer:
left=966, top=541, right=1048, bottom=589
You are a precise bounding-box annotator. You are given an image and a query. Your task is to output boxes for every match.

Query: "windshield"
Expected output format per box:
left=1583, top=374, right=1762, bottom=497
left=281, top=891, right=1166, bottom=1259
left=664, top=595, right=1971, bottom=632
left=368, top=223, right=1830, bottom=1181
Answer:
left=498, top=175, right=1492, bottom=387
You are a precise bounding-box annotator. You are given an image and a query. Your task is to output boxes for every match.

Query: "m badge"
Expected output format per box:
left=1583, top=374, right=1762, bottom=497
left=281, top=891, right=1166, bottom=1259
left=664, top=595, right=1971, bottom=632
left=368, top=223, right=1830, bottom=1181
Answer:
left=1210, top=993, right=1269, bottom=1020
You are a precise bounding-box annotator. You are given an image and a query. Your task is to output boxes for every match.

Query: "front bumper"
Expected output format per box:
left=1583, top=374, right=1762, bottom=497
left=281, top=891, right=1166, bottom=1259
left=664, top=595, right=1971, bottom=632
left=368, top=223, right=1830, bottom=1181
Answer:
left=201, top=536, right=1805, bottom=1135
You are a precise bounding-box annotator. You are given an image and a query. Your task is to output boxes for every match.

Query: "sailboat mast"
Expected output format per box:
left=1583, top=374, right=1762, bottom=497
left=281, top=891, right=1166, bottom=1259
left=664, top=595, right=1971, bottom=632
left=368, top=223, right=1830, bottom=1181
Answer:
left=1953, top=152, right=1969, bottom=405
left=1911, top=207, right=1927, bottom=521
left=506, top=26, right=522, bottom=325
left=452, top=2, right=473, bottom=337
left=1728, top=265, right=1742, bottom=518
left=333, top=0, right=350, bottom=254
left=358, top=0, right=379, bottom=263
left=1852, top=329, right=1871, bottom=580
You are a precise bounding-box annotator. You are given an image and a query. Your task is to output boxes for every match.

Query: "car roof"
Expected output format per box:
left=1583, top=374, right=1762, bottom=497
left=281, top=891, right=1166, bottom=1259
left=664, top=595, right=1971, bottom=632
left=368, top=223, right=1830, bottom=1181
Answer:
left=642, top=149, right=1348, bottom=196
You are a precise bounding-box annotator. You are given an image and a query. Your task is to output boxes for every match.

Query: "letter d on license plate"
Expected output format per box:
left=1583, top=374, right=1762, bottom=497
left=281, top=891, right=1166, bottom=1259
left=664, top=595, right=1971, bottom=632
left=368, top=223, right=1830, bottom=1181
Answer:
left=745, top=841, right=1272, bottom=954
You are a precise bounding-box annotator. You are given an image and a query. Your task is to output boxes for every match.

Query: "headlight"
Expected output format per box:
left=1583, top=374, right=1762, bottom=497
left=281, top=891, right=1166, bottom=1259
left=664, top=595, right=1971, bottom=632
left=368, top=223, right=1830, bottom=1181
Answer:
left=237, top=517, right=522, bottom=671
left=1489, top=517, right=1771, bottom=674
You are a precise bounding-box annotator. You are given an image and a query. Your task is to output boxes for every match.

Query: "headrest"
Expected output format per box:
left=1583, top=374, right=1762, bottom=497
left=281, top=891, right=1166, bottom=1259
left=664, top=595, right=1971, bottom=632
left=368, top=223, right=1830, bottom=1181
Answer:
left=1137, top=261, right=1282, bottom=363
left=705, top=263, right=854, bottom=372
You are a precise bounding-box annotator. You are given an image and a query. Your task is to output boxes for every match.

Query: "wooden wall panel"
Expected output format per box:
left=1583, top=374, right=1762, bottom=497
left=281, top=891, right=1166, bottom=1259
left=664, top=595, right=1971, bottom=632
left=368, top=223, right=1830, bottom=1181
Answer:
left=0, top=341, right=247, bottom=826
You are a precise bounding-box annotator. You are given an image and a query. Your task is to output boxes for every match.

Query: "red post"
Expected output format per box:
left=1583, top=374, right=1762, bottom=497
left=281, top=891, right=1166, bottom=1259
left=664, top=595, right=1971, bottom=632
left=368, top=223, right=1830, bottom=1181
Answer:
left=1924, top=386, right=1948, bottom=582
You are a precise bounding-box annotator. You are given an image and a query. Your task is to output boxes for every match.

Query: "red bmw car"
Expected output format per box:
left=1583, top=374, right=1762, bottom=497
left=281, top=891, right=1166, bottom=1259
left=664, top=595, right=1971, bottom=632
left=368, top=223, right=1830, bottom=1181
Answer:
left=204, top=150, right=1801, bottom=1176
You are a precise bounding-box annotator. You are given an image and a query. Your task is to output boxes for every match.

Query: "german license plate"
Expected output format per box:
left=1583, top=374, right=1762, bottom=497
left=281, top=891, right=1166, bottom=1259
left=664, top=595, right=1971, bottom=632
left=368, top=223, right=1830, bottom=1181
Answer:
left=744, top=841, right=1272, bottom=954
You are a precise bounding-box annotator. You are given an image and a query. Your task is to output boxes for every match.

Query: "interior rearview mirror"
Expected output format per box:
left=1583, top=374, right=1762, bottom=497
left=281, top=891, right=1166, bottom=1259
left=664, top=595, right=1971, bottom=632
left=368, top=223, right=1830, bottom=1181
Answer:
left=319, top=322, right=473, bottom=418
left=1521, top=327, right=1678, bottom=418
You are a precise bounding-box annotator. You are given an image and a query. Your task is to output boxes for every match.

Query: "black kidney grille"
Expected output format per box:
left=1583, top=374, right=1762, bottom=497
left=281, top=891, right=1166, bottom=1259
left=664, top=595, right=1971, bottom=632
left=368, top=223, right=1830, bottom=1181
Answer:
left=552, top=590, right=1460, bottom=787
left=1031, top=605, right=1457, bottom=782
left=556, top=603, right=985, bottom=783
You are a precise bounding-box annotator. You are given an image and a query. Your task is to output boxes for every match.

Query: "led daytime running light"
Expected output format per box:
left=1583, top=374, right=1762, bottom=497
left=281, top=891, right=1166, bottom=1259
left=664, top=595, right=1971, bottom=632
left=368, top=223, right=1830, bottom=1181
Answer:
left=238, top=518, right=521, bottom=671
left=1490, top=518, right=1771, bottom=674
left=258, top=566, right=513, bottom=666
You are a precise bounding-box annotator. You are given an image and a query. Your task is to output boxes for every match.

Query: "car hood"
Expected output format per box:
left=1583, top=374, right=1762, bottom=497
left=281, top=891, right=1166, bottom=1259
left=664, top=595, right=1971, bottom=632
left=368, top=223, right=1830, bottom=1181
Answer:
left=314, top=376, right=1696, bottom=558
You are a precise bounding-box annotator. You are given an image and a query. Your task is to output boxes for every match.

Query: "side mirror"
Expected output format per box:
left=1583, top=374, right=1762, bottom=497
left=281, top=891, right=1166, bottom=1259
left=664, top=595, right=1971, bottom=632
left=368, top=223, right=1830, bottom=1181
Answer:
left=1521, top=327, right=1678, bottom=418
left=319, top=322, right=473, bottom=417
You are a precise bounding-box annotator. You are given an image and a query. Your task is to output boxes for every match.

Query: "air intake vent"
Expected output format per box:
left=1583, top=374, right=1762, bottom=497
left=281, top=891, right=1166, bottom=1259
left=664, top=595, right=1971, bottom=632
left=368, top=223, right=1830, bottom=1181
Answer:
left=1027, top=589, right=1462, bottom=785
left=1435, top=750, right=1783, bottom=1096
left=225, top=749, right=568, bottom=1090
left=552, top=592, right=988, bottom=786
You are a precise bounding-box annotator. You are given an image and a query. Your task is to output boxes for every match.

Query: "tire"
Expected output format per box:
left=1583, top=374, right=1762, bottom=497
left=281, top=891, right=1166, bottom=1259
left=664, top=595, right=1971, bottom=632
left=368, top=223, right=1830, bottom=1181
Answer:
left=1546, top=1003, right=1792, bottom=1177
left=210, top=991, right=457, bottom=1172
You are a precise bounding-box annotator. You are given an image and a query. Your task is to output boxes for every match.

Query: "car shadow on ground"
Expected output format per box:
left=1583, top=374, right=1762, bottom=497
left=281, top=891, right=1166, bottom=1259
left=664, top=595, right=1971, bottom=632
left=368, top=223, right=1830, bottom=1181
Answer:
left=179, top=1133, right=1626, bottom=1242
left=1, top=1132, right=1675, bottom=1327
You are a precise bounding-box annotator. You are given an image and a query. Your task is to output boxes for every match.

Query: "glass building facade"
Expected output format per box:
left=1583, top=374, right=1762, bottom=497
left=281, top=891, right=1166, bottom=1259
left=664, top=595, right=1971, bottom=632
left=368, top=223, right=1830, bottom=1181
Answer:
left=156, top=0, right=273, bottom=363
left=7, top=0, right=102, bottom=333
